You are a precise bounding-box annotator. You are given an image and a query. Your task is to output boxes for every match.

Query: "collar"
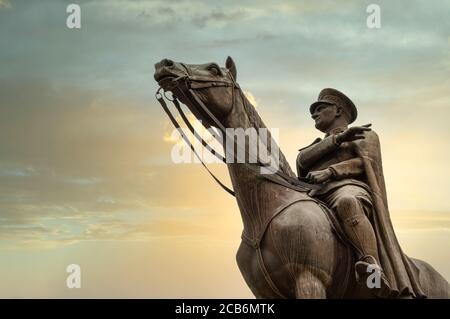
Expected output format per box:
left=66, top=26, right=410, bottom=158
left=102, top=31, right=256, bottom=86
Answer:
left=325, top=126, right=347, bottom=137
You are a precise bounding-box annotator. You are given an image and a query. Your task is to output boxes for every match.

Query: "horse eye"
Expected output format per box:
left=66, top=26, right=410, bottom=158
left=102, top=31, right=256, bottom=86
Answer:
left=208, top=66, right=220, bottom=76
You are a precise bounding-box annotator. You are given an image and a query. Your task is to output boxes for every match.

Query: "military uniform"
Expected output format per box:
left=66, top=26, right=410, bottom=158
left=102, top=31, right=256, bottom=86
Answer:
left=297, top=126, right=379, bottom=261
left=297, top=89, right=428, bottom=298
left=297, top=88, right=393, bottom=297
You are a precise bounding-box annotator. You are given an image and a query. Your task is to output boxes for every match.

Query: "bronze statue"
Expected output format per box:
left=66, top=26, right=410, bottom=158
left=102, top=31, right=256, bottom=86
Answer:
left=154, top=57, right=450, bottom=298
left=298, top=88, right=417, bottom=298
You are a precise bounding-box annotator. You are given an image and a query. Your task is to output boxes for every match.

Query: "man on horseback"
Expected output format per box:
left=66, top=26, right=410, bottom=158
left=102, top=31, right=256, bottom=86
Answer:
left=296, top=88, right=425, bottom=298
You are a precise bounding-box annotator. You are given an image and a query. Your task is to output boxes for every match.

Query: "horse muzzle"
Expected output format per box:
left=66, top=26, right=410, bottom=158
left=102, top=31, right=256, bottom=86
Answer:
left=154, top=58, right=188, bottom=91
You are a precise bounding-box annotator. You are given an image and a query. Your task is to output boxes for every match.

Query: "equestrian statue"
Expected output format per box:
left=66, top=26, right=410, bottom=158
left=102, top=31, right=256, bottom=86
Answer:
left=153, top=56, right=450, bottom=298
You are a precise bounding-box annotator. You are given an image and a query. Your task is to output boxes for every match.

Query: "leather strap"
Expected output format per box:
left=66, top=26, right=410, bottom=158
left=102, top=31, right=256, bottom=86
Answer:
left=156, top=68, right=322, bottom=196
left=181, top=74, right=320, bottom=190
left=172, top=98, right=225, bottom=163
left=156, top=90, right=235, bottom=197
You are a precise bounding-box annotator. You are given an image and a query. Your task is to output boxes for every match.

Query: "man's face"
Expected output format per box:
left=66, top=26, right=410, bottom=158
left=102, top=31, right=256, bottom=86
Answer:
left=311, top=103, right=338, bottom=132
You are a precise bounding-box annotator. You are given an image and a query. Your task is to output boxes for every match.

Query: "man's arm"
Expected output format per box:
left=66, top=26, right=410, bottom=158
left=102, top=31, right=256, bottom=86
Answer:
left=297, top=135, right=339, bottom=174
left=297, top=124, right=372, bottom=178
left=328, top=157, right=364, bottom=180
left=304, top=157, right=364, bottom=183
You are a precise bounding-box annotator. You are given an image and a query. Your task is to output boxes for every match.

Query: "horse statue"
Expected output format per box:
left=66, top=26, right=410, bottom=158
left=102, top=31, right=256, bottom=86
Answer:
left=153, top=56, right=450, bottom=298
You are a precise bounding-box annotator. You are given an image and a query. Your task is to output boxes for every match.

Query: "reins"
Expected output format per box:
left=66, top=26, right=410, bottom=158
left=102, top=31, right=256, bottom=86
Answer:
left=155, top=66, right=321, bottom=197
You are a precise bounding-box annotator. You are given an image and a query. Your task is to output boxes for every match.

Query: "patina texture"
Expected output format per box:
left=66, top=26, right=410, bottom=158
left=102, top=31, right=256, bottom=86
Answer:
left=297, top=88, right=427, bottom=297
left=154, top=57, right=450, bottom=299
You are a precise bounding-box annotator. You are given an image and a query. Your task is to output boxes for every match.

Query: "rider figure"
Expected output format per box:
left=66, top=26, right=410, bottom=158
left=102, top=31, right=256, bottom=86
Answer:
left=296, top=88, right=393, bottom=297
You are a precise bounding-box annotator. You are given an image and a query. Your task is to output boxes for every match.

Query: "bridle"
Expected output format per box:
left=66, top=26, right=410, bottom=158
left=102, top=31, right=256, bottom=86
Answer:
left=155, top=63, right=321, bottom=197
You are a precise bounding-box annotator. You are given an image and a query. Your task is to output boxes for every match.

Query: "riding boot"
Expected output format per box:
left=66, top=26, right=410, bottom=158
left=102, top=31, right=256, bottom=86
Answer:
left=340, top=214, right=393, bottom=298
left=341, top=213, right=379, bottom=262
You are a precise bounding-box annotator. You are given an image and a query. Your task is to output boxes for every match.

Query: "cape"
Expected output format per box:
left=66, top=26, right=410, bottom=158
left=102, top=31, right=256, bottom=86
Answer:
left=355, top=131, right=426, bottom=298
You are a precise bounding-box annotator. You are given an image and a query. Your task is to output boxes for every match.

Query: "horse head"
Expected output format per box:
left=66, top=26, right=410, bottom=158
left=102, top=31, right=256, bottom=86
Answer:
left=154, top=56, right=238, bottom=126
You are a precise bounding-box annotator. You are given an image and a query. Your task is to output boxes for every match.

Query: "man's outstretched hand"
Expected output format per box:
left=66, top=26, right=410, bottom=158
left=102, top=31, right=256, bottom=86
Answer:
left=335, top=123, right=372, bottom=145
left=306, top=168, right=333, bottom=184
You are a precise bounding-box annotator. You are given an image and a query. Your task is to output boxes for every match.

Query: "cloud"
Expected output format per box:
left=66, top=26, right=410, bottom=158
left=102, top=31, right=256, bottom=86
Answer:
left=0, top=75, right=238, bottom=250
left=190, top=8, right=249, bottom=29
left=0, top=77, right=164, bottom=173
left=0, top=0, right=11, bottom=9
left=392, top=211, right=450, bottom=231
left=0, top=1, right=448, bottom=298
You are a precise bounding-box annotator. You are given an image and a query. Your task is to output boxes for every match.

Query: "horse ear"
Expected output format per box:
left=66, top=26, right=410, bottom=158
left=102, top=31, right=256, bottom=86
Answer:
left=226, top=56, right=237, bottom=80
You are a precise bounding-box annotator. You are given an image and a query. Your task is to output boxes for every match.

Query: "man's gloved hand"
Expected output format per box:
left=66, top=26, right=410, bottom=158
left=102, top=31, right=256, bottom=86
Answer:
left=335, top=123, right=372, bottom=145
left=306, top=168, right=333, bottom=184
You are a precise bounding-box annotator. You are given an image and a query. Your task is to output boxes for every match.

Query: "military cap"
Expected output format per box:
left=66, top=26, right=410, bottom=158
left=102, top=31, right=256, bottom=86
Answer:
left=309, top=88, right=357, bottom=123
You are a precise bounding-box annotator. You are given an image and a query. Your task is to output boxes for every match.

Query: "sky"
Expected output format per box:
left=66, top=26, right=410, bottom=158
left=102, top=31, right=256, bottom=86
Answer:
left=0, top=0, right=449, bottom=298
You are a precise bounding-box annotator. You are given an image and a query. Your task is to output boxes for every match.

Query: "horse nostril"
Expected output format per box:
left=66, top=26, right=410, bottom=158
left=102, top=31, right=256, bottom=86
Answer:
left=163, top=59, right=174, bottom=67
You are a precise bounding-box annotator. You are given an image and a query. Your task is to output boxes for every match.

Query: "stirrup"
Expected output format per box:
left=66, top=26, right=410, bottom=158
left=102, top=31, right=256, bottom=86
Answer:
left=354, top=255, right=393, bottom=298
left=355, top=255, right=378, bottom=278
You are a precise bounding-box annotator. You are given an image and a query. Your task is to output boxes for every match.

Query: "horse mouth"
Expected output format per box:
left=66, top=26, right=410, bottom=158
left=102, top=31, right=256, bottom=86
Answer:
left=155, top=75, right=180, bottom=93
left=155, top=74, right=176, bottom=84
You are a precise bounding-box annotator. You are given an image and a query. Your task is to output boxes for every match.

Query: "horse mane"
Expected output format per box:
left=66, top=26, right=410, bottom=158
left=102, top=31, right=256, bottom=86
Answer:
left=241, top=93, right=296, bottom=178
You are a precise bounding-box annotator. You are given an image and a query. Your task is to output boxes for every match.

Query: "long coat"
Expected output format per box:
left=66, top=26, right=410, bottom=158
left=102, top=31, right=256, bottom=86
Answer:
left=297, top=130, right=426, bottom=298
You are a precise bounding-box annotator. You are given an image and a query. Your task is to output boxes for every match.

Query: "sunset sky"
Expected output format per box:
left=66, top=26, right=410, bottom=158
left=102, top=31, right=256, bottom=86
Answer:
left=0, top=0, right=449, bottom=298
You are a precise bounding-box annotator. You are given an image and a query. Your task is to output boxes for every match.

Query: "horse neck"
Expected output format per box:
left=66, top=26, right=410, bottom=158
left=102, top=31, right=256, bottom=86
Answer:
left=222, top=90, right=294, bottom=177
left=221, top=90, right=295, bottom=235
